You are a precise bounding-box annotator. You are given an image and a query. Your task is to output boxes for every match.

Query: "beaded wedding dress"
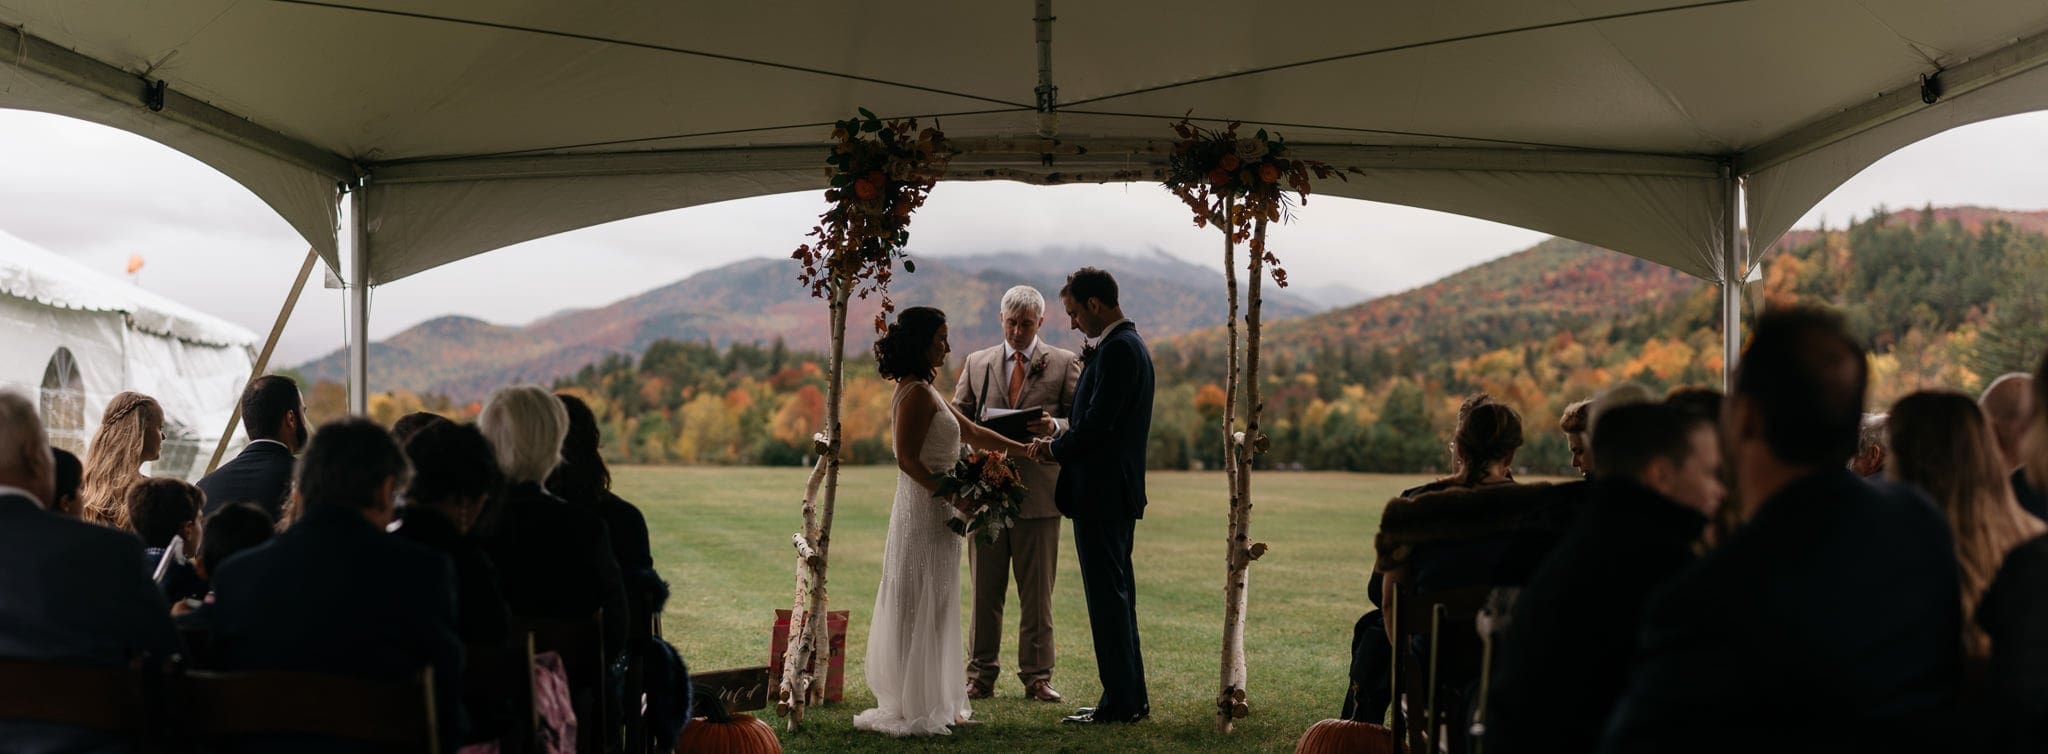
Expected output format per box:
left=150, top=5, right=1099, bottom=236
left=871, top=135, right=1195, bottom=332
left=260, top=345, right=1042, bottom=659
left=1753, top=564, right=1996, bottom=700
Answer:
left=853, top=382, right=971, bottom=736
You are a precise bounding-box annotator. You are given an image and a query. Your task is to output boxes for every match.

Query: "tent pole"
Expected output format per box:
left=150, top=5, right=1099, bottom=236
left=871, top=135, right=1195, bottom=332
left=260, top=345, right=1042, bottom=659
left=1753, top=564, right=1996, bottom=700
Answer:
left=1033, top=0, right=1057, bottom=137
left=204, top=247, right=319, bottom=475
left=347, top=186, right=372, bottom=416
left=1719, top=170, right=1743, bottom=389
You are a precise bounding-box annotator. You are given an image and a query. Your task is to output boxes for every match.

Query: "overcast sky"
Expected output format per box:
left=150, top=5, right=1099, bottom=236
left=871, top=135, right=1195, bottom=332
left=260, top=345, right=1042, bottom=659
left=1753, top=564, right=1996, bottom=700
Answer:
left=7, top=108, right=2048, bottom=366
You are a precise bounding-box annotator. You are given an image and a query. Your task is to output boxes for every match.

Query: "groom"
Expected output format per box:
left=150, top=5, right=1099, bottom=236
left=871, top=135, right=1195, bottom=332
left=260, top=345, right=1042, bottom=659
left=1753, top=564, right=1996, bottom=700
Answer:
left=1027, top=267, right=1154, bottom=725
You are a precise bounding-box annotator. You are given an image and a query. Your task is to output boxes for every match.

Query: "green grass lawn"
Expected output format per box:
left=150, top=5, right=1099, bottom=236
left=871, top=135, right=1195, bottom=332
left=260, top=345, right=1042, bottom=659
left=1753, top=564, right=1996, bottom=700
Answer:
left=616, top=466, right=1429, bottom=753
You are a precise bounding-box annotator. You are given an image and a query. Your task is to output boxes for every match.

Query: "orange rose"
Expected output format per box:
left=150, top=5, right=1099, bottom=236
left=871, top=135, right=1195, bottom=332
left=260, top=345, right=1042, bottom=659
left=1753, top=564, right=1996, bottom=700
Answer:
left=854, top=179, right=880, bottom=201
left=1220, top=153, right=1241, bottom=171
left=1207, top=168, right=1230, bottom=186
left=1258, top=162, right=1281, bottom=183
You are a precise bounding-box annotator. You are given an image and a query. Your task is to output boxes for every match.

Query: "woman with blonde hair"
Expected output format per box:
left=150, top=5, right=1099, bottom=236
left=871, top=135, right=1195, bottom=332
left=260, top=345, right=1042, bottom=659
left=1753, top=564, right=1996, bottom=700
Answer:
left=1886, top=390, right=2046, bottom=667
left=78, top=391, right=164, bottom=528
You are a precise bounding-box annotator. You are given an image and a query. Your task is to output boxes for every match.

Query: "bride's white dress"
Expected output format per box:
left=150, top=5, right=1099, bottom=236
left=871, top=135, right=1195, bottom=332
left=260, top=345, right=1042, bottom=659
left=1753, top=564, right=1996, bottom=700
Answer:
left=853, top=383, right=971, bottom=736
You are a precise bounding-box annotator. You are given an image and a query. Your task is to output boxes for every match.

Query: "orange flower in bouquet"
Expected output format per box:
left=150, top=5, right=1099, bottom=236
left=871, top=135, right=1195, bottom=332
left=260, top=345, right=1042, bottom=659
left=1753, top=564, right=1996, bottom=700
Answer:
left=935, top=449, right=1029, bottom=544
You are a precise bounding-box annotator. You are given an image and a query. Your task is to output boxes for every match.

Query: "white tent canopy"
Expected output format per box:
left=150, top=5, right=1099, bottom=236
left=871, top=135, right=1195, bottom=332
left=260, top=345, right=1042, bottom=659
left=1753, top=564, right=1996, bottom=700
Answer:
left=3, top=0, right=2046, bottom=404
left=0, top=229, right=257, bottom=480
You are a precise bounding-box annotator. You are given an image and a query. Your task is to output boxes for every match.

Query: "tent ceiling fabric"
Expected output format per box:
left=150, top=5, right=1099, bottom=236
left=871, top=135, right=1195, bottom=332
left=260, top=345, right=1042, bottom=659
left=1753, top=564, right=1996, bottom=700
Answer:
left=3, top=0, right=2048, bottom=284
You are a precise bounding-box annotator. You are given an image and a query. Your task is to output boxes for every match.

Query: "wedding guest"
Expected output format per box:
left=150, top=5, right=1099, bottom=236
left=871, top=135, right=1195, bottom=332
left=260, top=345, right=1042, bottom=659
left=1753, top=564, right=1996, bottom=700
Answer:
left=1852, top=412, right=1889, bottom=479
left=78, top=391, right=164, bottom=528
left=208, top=418, right=465, bottom=751
left=1886, top=390, right=2045, bottom=670
left=476, top=386, right=629, bottom=653
left=1664, top=386, right=1724, bottom=424
left=198, top=375, right=305, bottom=518
left=950, top=285, right=1081, bottom=703
left=1975, top=529, right=2048, bottom=753
left=1981, top=372, right=2046, bottom=520
left=392, top=411, right=450, bottom=443
left=0, top=390, right=180, bottom=752
left=1560, top=399, right=1592, bottom=478
left=547, top=394, right=658, bottom=641
left=398, top=420, right=513, bottom=646
left=2025, top=352, right=2048, bottom=519
left=50, top=447, right=82, bottom=518
left=193, top=504, right=274, bottom=597
left=1489, top=403, right=1723, bottom=754
left=1601, top=307, right=1959, bottom=752
left=1403, top=394, right=1523, bottom=498
left=126, top=477, right=208, bottom=603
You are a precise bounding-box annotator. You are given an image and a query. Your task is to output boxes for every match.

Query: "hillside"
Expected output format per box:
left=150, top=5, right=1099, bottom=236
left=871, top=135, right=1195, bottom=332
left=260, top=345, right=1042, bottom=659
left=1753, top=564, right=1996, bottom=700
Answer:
left=295, top=248, right=1321, bottom=401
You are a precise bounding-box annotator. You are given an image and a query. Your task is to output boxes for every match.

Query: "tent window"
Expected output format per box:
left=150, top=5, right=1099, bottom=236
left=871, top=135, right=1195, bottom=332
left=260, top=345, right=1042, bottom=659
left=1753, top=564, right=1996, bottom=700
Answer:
left=39, top=347, right=85, bottom=453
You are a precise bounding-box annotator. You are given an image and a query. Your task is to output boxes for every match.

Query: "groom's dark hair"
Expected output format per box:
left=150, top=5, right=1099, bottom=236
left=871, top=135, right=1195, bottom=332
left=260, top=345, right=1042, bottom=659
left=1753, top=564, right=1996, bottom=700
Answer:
left=1061, top=267, right=1119, bottom=308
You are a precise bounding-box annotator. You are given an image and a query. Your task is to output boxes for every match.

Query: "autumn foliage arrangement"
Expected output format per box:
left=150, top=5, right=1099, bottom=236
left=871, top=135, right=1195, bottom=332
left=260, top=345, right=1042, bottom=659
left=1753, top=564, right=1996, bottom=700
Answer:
left=1163, top=119, right=1351, bottom=288
left=935, top=449, right=1029, bottom=544
left=792, top=108, right=954, bottom=331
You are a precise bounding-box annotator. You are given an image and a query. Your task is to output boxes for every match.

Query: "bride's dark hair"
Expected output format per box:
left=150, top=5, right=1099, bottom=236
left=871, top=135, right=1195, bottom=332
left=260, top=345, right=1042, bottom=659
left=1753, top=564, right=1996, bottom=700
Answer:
left=874, top=307, right=947, bottom=383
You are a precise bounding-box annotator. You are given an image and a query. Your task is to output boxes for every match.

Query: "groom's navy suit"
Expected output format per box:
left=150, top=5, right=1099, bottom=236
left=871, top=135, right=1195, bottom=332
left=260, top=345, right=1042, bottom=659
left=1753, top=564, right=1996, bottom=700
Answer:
left=1050, top=320, right=1153, bottom=717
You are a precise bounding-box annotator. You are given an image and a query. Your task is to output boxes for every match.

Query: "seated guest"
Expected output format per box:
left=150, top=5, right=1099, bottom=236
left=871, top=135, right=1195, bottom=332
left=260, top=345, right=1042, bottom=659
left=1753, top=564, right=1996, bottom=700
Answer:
left=1601, top=307, right=1960, bottom=752
left=198, top=375, right=305, bottom=519
left=1488, top=402, right=1723, bottom=754
left=49, top=447, right=82, bottom=518
left=2028, top=353, right=2048, bottom=518
left=1852, top=412, right=1889, bottom=479
left=548, top=393, right=660, bottom=639
left=126, top=477, right=208, bottom=603
left=0, top=390, right=179, bottom=751
left=1976, top=529, right=2048, bottom=753
left=78, top=391, right=164, bottom=528
left=1344, top=395, right=1524, bottom=722
left=185, top=503, right=275, bottom=607
left=475, top=386, right=629, bottom=653
left=208, top=419, right=465, bottom=751
left=392, top=411, right=451, bottom=443
left=1664, top=385, right=1723, bottom=423
left=1560, top=399, right=1592, bottom=478
left=1981, top=371, right=2046, bottom=520
left=1887, top=391, right=2045, bottom=673
left=396, top=421, right=513, bottom=646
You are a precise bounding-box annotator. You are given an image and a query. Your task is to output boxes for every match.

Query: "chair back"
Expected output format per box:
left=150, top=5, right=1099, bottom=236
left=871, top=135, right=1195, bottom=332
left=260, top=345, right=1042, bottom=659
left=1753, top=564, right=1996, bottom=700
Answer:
left=0, top=657, right=151, bottom=734
left=523, top=611, right=607, bottom=754
left=466, top=632, right=539, bottom=754
left=1387, top=583, right=1494, bottom=754
left=175, top=665, right=438, bottom=753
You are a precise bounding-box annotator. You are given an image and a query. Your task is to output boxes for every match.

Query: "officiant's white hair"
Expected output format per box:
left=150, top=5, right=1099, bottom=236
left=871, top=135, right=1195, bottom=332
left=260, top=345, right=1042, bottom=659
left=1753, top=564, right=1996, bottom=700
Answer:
left=1001, top=285, right=1045, bottom=317
left=478, top=385, right=569, bottom=483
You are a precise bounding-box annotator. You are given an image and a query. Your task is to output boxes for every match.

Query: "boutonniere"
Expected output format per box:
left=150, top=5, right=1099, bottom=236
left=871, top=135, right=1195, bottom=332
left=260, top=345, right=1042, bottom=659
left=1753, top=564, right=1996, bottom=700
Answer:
left=1027, top=353, right=1050, bottom=379
left=1079, top=344, right=1098, bottom=365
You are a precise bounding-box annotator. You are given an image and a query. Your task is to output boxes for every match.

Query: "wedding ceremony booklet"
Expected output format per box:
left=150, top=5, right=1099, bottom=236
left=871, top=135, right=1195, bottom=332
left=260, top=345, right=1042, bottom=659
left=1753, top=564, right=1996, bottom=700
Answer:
left=980, top=406, right=1041, bottom=443
left=153, top=535, right=184, bottom=583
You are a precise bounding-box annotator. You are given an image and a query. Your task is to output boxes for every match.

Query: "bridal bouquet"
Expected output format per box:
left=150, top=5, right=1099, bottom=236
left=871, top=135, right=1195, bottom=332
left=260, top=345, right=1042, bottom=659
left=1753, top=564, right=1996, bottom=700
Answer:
left=936, top=449, right=1028, bottom=544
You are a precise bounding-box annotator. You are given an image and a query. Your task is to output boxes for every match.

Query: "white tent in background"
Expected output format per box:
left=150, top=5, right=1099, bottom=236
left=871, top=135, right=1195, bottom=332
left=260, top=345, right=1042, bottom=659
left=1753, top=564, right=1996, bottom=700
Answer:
left=0, top=229, right=257, bottom=480
left=3, top=1, right=2048, bottom=407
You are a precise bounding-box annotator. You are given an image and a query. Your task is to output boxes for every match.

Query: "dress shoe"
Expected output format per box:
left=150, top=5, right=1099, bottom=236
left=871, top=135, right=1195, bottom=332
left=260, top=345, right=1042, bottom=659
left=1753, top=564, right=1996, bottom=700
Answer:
left=1061, top=705, right=1148, bottom=724
left=965, top=678, right=993, bottom=700
left=1025, top=680, right=1063, bottom=703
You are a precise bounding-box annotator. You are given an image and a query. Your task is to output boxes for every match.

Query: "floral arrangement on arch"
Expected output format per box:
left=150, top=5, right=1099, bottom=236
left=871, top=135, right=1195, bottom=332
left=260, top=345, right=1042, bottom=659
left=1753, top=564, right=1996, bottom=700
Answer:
left=792, top=108, right=953, bottom=328
left=1163, top=119, right=1353, bottom=286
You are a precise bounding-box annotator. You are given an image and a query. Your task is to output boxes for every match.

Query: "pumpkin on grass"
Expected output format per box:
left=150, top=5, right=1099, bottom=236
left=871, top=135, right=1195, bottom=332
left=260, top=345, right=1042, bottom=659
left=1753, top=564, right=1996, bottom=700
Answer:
left=1296, top=717, right=1397, bottom=754
left=675, top=695, right=781, bottom=754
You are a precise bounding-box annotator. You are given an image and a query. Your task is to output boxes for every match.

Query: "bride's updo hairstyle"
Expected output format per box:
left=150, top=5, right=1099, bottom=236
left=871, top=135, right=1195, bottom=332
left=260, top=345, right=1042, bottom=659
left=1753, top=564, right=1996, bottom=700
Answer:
left=874, top=307, right=947, bottom=383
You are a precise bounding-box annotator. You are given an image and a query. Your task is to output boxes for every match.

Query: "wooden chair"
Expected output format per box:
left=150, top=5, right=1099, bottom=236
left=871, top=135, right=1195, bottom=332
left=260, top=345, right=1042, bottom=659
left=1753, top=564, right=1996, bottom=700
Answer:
left=1387, top=583, right=1494, bottom=754
left=524, top=611, right=607, bottom=754
left=466, top=632, right=539, bottom=754
left=0, top=657, right=153, bottom=738
left=175, top=666, right=439, bottom=753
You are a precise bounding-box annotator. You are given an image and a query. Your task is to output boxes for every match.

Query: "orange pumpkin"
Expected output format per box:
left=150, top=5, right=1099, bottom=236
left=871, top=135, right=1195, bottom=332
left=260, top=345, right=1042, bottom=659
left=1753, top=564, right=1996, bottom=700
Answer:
left=1295, top=718, right=1397, bottom=754
left=675, top=711, right=781, bottom=754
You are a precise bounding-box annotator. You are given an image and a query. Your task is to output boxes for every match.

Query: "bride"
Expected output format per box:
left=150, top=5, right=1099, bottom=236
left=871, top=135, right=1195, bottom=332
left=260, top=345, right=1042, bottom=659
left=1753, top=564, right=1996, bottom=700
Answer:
left=855, top=306, right=1032, bottom=737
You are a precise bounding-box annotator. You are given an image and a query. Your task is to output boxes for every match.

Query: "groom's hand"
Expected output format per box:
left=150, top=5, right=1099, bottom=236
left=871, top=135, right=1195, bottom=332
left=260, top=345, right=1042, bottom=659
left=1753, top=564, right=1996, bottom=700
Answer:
left=1027, top=411, right=1058, bottom=436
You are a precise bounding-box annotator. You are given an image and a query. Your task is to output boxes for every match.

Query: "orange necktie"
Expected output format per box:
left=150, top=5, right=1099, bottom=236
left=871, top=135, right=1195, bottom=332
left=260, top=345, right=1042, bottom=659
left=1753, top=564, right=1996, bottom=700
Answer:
left=1007, top=352, right=1027, bottom=406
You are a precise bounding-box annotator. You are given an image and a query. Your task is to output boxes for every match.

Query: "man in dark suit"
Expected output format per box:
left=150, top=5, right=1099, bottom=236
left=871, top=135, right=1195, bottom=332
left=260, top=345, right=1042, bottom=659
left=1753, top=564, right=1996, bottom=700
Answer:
left=209, top=418, right=465, bottom=752
left=1028, top=267, right=1154, bottom=725
left=0, top=390, right=181, bottom=751
left=1488, top=403, right=1721, bottom=754
left=1600, top=308, right=1959, bottom=753
left=198, top=374, right=306, bottom=518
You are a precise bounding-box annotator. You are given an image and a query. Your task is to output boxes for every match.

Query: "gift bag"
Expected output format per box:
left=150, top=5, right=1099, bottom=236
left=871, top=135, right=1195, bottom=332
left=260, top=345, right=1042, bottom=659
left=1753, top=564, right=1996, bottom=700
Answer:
left=768, top=609, right=848, bottom=703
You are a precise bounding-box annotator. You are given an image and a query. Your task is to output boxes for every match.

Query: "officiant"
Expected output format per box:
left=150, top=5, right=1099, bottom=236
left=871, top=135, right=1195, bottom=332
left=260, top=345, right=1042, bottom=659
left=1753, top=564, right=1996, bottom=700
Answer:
left=951, top=284, right=1082, bottom=703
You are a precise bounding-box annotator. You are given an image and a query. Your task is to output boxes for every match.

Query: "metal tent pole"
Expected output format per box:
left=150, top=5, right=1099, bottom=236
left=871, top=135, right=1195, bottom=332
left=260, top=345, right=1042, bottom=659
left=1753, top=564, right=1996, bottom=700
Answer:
left=347, top=186, right=372, bottom=416
left=1720, top=169, right=1743, bottom=389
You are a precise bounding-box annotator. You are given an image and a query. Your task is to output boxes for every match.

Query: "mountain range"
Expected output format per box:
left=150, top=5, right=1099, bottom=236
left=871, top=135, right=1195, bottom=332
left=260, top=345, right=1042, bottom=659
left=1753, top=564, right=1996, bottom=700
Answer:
left=294, top=248, right=1328, bottom=401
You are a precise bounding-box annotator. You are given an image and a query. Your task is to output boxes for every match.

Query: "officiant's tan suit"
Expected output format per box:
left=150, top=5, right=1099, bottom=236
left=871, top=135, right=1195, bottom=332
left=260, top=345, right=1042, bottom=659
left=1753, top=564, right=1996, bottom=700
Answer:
left=952, top=336, right=1080, bottom=696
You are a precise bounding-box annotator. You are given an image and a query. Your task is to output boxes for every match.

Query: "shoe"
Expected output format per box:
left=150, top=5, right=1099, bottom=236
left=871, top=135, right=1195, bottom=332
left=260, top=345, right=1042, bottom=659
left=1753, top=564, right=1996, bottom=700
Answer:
left=1025, top=680, right=1063, bottom=703
left=965, top=678, right=993, bottom=700
left=1060, top=705, right=1148, bottom=724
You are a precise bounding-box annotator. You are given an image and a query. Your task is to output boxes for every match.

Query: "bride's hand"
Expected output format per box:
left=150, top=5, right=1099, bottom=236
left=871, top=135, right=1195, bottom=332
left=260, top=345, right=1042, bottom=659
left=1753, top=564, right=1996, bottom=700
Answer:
left=946, top=496, right=976, bottom=516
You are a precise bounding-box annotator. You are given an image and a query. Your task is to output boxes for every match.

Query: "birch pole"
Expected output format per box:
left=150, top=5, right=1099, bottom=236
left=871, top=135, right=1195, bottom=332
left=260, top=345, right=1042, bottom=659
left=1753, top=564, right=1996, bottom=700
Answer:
left=1218, top=214, right=1271, bottom=732
left=779, top=279, right=851, bottom=728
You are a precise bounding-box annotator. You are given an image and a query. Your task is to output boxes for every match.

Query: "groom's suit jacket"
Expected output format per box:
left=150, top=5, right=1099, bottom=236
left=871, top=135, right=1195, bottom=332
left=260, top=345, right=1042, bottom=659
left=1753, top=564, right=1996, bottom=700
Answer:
left=952, top=341, right=1081, bottom=520
left=1049, top=321, right=1154, bottom=520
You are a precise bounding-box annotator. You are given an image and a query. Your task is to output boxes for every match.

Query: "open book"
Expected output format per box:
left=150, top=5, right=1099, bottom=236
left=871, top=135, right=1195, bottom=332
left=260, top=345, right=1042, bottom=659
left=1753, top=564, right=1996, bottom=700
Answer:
left=980, top=406, right=1042, bottom=443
